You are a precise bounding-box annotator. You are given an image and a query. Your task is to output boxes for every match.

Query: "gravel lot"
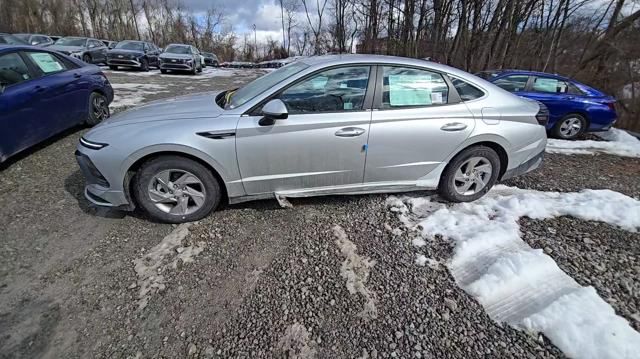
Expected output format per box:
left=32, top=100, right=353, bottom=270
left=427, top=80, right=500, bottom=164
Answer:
left=0, top=67, right=637, bottom=358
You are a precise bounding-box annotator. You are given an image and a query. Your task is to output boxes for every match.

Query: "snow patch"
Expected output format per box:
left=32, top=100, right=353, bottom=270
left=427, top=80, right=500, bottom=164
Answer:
left=333, top=225, right=378, bottom=320
left=415, top=255, right=440, bottom=269
left=546, top=128, right=640, bottom=157
left=110, top=83, right=169, bottom=109
left=133, top=223, right=204, bottom=310
left=387, top=186, right=640, bottom=359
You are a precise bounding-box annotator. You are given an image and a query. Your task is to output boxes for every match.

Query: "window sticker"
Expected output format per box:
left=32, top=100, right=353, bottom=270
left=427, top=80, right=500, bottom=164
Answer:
left=431, top=92, right=444, bottom=104
left=389, top=74, right=432, bottom=106
left=29, top=53, right=63, bottom=73
left=534, top=78, right=559, bottom=93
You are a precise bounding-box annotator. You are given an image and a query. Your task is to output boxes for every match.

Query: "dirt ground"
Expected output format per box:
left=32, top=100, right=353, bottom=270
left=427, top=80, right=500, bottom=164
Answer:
left=0, top=67, right=637, bottom=359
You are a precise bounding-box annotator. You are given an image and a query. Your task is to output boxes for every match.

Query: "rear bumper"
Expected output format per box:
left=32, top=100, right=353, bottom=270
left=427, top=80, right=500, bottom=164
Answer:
left=502, top=150, right=544, bottom=180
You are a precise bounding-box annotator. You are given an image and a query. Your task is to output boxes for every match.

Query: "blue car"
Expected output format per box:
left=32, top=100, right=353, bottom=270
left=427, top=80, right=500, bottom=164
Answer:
left=0, top=45, right=113, bottom=163
left=478, top=70, right=617, bottom=139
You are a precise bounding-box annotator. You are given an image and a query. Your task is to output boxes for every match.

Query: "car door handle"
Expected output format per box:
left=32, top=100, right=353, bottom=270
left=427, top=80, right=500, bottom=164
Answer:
left=335, top=127, right=366, bottom=137
left=32, top=86, right=46, bottom=93
left=440, top=122, right=468, bottom=131
left=73, top=73, right=81, bottom=78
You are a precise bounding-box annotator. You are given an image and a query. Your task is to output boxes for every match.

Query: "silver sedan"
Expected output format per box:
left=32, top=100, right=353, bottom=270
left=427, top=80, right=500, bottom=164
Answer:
left=76, top=55, right=547, bottom=223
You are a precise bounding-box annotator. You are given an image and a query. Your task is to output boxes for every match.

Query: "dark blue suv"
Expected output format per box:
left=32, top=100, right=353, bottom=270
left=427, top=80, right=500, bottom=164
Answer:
left=478, top=70, right=617, bottom=139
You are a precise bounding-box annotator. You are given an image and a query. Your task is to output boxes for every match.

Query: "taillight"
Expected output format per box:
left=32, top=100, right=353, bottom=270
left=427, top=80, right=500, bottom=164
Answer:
left=606, top=101, right=616, bottom=112
left=535, top=102, right=549, bottom=126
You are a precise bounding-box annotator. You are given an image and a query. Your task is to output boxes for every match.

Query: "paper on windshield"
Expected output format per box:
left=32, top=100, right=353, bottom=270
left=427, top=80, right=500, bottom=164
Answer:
left=29, top=53, right=63, bottom=73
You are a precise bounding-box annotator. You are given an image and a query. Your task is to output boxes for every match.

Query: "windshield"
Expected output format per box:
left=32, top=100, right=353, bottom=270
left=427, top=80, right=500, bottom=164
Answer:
left=56, top=38, right=87, bottom=47
left=0, top=34, right=27, bottom=45
left=115, top=41, right=144, bottom=51
left=165, top=45, right=190, bottom=54
left=13, top=34, right=29, bottom=41
left=228, top=61, right=309, bottom=108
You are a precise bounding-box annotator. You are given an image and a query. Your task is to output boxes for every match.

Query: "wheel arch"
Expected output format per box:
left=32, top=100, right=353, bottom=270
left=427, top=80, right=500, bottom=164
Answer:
left=448, top=140, right=510, bottom=180
left=124, top=149, right=230, bottom=206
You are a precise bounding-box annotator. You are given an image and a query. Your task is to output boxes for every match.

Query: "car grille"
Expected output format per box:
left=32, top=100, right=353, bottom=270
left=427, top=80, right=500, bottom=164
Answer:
left=162, top=58, right=185, bottom=64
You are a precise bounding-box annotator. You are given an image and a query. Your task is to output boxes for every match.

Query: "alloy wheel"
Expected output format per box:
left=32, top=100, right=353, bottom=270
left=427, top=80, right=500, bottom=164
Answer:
left=92, top=96, right=109, bottom=122
left=453, top=157, right=493, bottom=196
left=147, top=169, right=206, bottom=215
left=559, top=117, right=582, bottom=138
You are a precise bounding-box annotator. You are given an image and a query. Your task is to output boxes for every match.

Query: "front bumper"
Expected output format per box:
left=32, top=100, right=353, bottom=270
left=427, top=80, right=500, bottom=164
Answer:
left=160, top=62, right=194, bottom=70
left=75, top=148, right=132, bottom=210
left=107, top=58, right=141, bottom=68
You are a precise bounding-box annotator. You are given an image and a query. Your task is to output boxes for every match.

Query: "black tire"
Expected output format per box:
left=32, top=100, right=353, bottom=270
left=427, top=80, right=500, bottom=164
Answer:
left=191, top=65, right=197, bottom=75
left=140, top=58, right=149, bottom=72
left=437, top=146, right=501, bottom=203
left=551, top=114, right=587, bottom=140
left=86, top=92, right=110, bottom=126
left=82, top=54, right=91, bottom=64
left=109, top=65, right=118, bottom=70
left=160, top=69, right=167, bottom=74
left=197, top=63, right=203, bottom=73
left=134, top=156, right=221, bottom=223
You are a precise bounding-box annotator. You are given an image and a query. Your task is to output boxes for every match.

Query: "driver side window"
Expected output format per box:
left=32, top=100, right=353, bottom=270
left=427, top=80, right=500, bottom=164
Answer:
left=277, top=66, right=370, bottom=114
left=0, top=52, right=32, bottom=87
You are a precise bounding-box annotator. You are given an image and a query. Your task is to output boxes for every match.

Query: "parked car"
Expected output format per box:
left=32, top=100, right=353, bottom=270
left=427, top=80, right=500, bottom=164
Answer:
left=478, top=70, right=617, bottom=139
left=49, top=37, right=108, bottom=65
left=107, top=40, right=160, bottom=71
left=76, top=55, right=547, bottom=223
left=13, top=33, right=55, bottom=47
left=202, top=52, right=219, bottom=67
left=0, top=33, right=27, bottom=45
left=159, top=44, right=203, bottom=75
left=0, top=45, right=113, bottom=163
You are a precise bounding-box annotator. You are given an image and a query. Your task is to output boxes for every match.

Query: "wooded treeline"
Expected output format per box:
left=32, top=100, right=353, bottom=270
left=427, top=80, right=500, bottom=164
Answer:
left=0, top=0, right=639, bottom=130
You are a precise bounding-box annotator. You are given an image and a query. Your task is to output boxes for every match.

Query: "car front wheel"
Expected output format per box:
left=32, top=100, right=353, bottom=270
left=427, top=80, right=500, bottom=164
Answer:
left=438, top=146, right=501, bottom=202
left=134, top=156, right=221, bottom=223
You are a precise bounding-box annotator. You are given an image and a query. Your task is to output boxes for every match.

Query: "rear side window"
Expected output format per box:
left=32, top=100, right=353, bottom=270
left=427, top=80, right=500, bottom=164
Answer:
left=451, top=77, right=485, bottom=101
left=26, top=52, right=68, bottom=74
left=494, top=75, right=529, bottom=92
left=532, top=77, right=570, bottom=94
left=381, top=66, right=449, bottom=108
left=0, top=52, right=32, bottom=86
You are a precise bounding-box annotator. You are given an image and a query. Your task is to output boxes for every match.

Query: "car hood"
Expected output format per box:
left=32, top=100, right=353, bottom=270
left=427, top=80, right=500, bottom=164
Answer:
left=49, top=45, right=85, bottom=52
left=97, top=92, right=223, bottom=129
left=160, top=53, right=193, bottom=60
left=108, top=49, right=144, bottom=56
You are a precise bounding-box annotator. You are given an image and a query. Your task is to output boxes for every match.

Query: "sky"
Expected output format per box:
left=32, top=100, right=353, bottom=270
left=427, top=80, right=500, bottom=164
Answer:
left=180, top=0, right=300, bottom=43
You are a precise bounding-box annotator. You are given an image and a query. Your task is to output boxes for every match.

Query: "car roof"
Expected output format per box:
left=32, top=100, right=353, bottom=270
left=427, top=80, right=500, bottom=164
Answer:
left=299, top=54, right=475, bottom=79
left=483, top=69, right=573, bottom=81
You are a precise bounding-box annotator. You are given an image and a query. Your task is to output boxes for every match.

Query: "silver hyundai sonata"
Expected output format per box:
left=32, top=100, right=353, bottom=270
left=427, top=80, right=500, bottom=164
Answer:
left=76, top=55, right=547, bottom=223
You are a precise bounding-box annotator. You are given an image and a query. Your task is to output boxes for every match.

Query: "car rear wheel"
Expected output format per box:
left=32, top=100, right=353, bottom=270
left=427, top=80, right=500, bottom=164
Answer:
left=552, top=114, right=586, bottom=140
left=109, top=65, right=118, bottom=70
left=134, top=156, right=221, bottom=223
left=438, top=146, right=501, bottom=202
left=160, top=69, right=167, bottom=74
left=86, top=92, right=110, bottom=126
left=82, top=54, right=91, bottom=63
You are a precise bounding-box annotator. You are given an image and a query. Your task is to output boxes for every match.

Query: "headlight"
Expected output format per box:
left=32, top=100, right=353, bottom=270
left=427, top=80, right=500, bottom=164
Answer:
left=80, top=137, right=108, bottom=150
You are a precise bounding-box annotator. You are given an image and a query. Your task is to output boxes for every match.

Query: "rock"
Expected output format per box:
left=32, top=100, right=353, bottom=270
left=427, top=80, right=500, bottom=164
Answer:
left=187, top=343, right=197, bottom=356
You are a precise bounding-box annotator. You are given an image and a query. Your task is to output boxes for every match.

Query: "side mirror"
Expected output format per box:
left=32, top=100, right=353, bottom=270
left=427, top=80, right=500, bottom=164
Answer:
left=259, top=99, right=288, bottom=126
